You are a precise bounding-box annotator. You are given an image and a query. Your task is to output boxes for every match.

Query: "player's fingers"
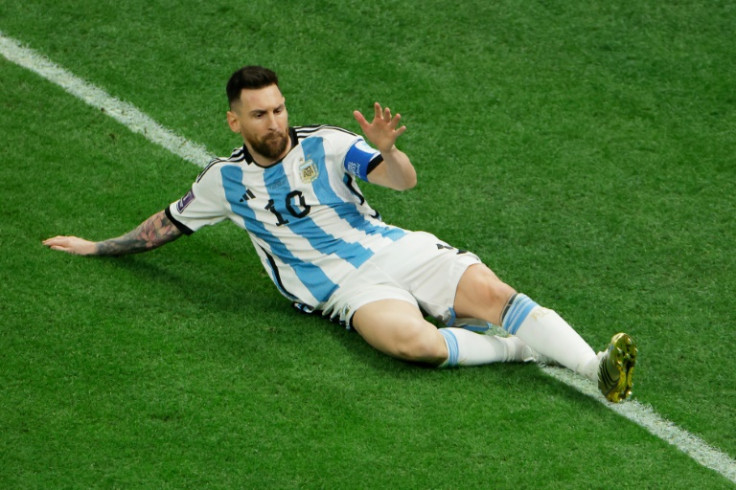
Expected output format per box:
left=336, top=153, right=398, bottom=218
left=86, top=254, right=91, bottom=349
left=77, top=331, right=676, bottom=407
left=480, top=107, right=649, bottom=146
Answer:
left=43, top=236, right=79, bottom=253
left=383, top=107, right=393, bottom=122
left=353, top=110, right=368, bottom=127
left=373, top=102, right=383, bottom=120
left=42, top=236, right=65, bottom=246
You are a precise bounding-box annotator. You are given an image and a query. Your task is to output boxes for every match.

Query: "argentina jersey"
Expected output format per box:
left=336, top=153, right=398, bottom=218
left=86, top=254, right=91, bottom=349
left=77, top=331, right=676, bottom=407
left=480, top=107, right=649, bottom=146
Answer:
left=166, top=125, right=407, bottom=310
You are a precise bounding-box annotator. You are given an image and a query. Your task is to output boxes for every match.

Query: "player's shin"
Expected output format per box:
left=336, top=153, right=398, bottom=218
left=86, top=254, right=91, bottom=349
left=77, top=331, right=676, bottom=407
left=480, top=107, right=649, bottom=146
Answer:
left=438, top=327, right=530, bottom=367
left=500, top=294, right=599, bottom=379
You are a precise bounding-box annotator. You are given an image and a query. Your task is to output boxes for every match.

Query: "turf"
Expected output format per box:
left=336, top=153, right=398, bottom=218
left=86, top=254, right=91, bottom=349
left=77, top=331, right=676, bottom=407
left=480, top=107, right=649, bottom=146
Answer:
left=1, top=0, right=735, bottom=487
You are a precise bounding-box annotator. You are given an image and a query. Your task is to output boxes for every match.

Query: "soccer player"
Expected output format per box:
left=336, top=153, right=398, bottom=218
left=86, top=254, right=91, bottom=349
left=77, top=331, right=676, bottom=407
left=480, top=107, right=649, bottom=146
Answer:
left=43, top=65, right=637, bottom=402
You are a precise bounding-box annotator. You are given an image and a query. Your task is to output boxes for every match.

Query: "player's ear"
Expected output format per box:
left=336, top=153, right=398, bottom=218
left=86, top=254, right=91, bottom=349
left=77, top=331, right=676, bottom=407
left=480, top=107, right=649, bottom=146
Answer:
left=226, top=110, right=240, bottom=133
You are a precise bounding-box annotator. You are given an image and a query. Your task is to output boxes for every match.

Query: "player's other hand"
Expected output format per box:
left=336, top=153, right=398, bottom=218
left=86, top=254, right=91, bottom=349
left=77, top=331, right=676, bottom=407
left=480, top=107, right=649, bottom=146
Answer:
left=353, top=102, right=407, bottom=154
left=43, top=236, right=97, bottom=256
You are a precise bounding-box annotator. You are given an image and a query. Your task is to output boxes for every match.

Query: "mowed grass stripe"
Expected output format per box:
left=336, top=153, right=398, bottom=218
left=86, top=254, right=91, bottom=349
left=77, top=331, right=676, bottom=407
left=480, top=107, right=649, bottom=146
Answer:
left=2, top=29, right=734, bottom=484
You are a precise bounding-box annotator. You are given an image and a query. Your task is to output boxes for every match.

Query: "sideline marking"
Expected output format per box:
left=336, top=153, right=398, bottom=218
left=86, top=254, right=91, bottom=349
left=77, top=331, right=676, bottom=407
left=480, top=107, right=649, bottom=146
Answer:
left=543, top=366, right=736, bottom=483
left=1, top=30, right=734, bottom=485
left=0, top=31, right=213, bottom=168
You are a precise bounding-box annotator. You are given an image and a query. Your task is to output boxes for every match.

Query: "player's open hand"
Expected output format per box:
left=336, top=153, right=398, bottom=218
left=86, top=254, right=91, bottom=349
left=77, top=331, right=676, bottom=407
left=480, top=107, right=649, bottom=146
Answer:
left=43, top=236, right=97, bottom=256
left=353, top=102, right=407, bottom=154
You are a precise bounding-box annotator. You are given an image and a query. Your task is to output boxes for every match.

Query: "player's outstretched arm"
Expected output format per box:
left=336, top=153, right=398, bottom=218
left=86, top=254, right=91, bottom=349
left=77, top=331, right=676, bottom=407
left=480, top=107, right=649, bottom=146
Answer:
left=43, top=210, right=182, bottom=256
left=353, top=102, right=417, bottom=191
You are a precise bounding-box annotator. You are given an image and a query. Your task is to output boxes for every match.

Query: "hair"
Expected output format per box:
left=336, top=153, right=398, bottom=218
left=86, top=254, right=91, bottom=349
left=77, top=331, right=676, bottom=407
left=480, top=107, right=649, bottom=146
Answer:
left=226, top=65, right=279, bottom=107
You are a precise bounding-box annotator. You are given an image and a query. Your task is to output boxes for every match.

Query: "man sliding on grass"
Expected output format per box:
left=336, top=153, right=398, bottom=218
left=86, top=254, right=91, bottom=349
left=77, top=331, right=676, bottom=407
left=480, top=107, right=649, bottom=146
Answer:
left=44, top=65, right=637, bottom=402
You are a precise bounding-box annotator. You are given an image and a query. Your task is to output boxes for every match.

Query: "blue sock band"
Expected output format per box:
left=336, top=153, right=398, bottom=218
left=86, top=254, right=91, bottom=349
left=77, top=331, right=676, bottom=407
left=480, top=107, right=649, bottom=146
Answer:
left=501, top=294, right=539, bottom=335
left=439, top=328, right=459, bottom=367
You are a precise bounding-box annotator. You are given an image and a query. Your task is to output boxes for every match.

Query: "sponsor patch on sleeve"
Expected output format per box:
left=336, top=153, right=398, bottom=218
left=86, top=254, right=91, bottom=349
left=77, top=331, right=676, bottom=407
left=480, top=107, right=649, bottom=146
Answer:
left=176, top=189, right=195, bottom=213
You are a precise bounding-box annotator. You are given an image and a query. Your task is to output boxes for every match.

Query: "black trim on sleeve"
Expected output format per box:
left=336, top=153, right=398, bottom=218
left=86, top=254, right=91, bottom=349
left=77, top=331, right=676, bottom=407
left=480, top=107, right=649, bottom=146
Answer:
left=164, top=207, right=194, bottom=236
left=366, top=155, right=384, bottom=175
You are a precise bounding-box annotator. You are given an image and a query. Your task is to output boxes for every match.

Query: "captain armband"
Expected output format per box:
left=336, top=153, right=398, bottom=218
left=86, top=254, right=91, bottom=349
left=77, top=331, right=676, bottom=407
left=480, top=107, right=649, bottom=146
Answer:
left=343, top=139, right=383, bottom=181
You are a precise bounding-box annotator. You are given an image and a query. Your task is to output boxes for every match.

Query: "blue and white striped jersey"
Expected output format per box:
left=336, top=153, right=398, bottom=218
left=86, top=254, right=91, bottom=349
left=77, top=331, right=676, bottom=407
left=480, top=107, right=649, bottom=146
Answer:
left=166, top=125, right=407, bottom=309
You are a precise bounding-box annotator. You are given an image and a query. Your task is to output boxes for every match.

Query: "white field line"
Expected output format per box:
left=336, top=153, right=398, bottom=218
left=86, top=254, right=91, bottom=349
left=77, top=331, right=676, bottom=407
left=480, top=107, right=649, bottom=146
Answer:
left=0, top=31, right=213, bottom=168
left=2, top=30, right=735, bottom=485
left=542, top=366, right=736, bottom=483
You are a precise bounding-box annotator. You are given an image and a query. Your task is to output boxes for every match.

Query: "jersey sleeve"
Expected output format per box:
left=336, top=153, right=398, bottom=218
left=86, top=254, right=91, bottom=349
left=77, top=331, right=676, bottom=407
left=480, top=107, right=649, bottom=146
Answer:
left=165, top=162, right=228, bottom=235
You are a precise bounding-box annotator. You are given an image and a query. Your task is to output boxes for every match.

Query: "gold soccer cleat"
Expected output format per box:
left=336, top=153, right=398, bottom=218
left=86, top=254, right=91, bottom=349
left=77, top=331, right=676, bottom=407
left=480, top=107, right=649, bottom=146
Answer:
left=598, top=333, right=638, bottom=403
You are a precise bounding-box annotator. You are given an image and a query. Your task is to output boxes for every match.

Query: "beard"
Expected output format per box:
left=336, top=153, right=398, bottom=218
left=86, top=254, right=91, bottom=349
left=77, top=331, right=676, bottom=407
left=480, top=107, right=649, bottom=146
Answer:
left=248, top=130, right=289, bottom=161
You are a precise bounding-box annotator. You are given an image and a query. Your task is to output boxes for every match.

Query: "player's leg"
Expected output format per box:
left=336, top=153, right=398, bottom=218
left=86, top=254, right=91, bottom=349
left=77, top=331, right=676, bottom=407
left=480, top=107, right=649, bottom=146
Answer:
left=452, top=263, right=601, bottom=378
left=351, top=299, right=446, bottom=364
left=455, top=263, right=638, bottom=402
left=351, top=298, right=532, bottom=367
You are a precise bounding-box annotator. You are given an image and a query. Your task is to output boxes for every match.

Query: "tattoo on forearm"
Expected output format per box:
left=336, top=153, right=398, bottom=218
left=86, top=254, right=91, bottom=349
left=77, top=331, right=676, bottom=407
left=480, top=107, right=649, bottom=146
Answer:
left=96, top=211, right=182, bottom=256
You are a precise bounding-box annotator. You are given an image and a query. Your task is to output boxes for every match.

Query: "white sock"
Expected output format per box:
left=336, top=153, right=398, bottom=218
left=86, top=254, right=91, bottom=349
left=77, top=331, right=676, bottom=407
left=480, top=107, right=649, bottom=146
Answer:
left=438, top=328, right=530, bottom=367
left=501, top=294, right=599, bottom=379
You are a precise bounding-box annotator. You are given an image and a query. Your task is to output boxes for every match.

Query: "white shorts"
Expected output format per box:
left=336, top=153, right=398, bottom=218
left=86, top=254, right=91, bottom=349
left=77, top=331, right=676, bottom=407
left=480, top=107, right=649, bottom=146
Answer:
left=322, top=231, right=481, bottom=327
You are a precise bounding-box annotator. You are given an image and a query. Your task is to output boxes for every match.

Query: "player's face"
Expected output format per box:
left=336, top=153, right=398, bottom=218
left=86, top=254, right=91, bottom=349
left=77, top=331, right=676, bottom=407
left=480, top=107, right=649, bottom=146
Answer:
left=227, top=84, right=290, bottom=165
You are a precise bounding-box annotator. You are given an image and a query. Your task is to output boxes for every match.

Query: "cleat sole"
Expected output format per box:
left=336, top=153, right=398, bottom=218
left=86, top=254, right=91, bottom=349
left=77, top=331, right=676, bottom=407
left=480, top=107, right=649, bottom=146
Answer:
left=599, top=333, right=638, bottom=403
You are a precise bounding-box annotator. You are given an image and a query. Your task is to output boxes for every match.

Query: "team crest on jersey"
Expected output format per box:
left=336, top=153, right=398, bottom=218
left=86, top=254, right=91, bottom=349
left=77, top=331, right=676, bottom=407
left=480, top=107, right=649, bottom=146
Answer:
left=299, top=158, right=319, bottom=183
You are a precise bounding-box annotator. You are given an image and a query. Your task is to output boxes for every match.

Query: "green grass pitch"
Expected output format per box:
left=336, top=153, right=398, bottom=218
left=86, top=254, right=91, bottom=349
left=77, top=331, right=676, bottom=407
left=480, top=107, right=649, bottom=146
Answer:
left=1, top=0, right=734, bottom=487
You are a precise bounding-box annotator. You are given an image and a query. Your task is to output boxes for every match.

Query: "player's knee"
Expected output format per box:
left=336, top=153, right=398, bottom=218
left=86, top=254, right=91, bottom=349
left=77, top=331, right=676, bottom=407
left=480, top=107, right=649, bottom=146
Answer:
left=468, top=266, right=515, bottom=306
left=392, top=319, right=446, bottom=363
left=455, top=264, right=516, bottom=324
left=486, top=280, right=515, bottom=307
